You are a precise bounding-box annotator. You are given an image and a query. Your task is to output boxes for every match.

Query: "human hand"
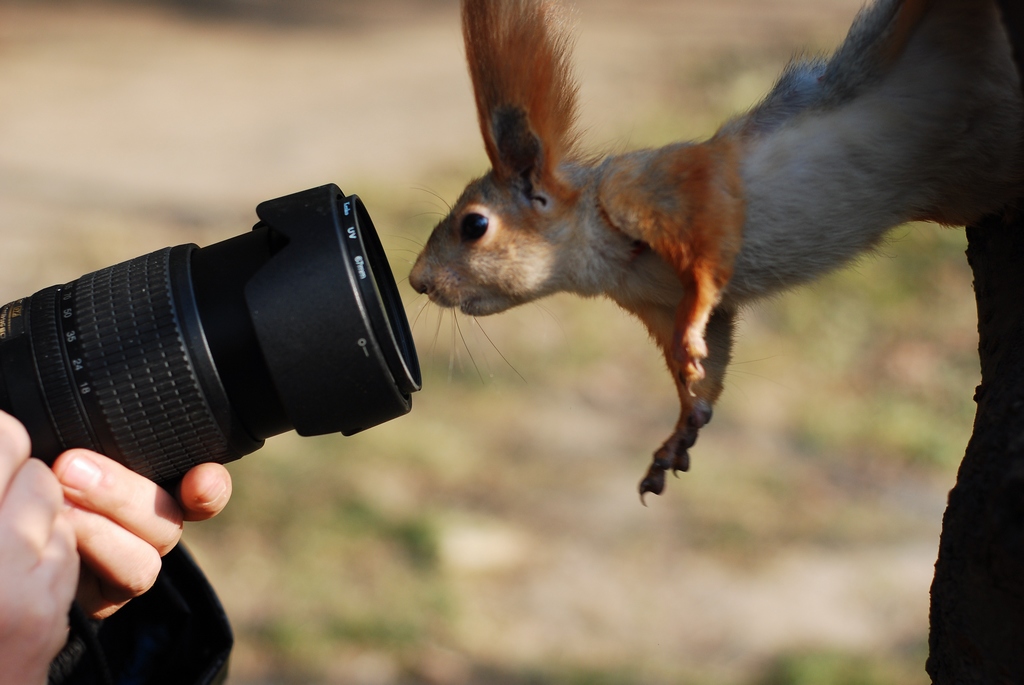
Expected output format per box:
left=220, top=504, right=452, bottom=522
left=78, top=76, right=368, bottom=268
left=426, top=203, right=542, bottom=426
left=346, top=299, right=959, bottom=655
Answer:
left=51, top=451, right=232, bottom=619
left=0, top=412, right=79, bottom=685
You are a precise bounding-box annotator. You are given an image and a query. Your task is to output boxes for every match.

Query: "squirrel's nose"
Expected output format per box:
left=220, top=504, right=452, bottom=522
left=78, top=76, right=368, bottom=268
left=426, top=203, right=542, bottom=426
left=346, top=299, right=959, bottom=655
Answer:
left=408, top=266, right=431, bottom=296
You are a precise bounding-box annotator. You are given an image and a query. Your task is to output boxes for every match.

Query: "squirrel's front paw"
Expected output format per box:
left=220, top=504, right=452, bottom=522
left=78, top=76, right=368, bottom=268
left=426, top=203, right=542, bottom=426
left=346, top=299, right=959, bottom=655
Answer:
left=673, top=326, right=709, bottom=389
left=638, top=398, right=713, bottom=503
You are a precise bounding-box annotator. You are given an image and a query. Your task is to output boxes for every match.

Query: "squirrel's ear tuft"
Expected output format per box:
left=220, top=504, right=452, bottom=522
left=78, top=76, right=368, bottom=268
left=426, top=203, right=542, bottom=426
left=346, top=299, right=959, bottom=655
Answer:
left=492, top=106, right=542, bottom=182
left=463, top=0, right=580, bottom=190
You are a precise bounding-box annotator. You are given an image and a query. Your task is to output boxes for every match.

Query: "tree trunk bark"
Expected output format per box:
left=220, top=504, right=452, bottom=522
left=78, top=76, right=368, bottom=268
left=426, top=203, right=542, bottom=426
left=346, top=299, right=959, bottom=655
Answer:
left=928, top=215, right=1024, bottom=682
left=927, top=6, right=1024, bottom=679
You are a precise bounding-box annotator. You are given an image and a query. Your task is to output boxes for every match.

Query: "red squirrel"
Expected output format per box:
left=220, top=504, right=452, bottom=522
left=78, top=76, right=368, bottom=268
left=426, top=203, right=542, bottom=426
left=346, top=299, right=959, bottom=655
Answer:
left=409, top=0, right=1024, bottom=500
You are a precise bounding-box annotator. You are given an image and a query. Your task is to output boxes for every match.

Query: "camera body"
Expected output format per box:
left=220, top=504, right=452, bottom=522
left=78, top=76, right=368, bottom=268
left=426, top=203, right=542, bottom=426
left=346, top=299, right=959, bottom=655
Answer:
left=0, top=184, right=420, bottom=484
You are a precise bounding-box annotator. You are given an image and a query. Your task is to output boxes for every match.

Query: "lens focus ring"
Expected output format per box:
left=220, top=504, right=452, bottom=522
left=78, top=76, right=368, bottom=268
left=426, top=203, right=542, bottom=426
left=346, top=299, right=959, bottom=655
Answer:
left=29, top=286, right=98, bottom=453
left=73, top=247, right=232, bottom=483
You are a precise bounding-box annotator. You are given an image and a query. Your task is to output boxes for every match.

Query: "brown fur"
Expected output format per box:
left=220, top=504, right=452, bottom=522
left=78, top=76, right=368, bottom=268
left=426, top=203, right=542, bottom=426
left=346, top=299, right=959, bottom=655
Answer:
left=463, top=0, right=581, bottom=187
left=880, top=0, right=934, bottom=64
left=410, top=0, right=1022, bottom=500
left=597, top=139, right=745, bottom=387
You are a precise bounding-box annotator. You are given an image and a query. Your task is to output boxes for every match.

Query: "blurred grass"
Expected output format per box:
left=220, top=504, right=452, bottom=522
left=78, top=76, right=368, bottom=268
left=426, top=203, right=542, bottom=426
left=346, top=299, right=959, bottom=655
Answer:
left=1, top=2, right=970, bottom=683
left=755, top=644, right=930, bottom=685
left=184, top=186, right=967, bottom=683
left=194, top=38, right=965, bottom=685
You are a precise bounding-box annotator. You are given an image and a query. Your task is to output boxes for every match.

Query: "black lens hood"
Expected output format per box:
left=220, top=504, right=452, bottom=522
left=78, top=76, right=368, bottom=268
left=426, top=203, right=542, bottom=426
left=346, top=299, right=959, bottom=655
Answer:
left=0, top=183, right=420, bottom=483
left=246, top=184, right=420, bottom=437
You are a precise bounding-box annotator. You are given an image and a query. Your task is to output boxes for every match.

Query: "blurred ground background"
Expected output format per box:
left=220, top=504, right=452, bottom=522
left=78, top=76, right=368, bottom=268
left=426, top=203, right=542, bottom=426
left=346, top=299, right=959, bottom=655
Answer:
left=0, top=1, right=979, bottom=683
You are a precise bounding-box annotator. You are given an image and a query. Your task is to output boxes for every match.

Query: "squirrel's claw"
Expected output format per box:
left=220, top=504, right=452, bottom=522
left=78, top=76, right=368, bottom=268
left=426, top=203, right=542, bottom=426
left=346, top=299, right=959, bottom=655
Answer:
left=637, top=399, right=713, bottom=503
left=639, top=465, right=666, bottom=505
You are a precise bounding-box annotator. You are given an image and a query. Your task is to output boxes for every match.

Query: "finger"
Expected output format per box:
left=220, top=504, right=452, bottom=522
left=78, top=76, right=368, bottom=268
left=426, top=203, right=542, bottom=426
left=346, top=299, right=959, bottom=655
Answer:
left=50, top=510, right=80, bottom=581
left=76, top=567, right=131, bottom=620
left=0, top=410, right=32, bottom=494
left=43, top=512, right=80, bottom=615
left=0, top=510, right=80, bottom=676
left=53, top=449, right=183, bottom=554
left=64, top=502, right=162, bottom=609
left=177, top=462, right=232, bottom=522
left=37, top=526, right=79, bottom=653
left=0, top=459, right=65, bottom=561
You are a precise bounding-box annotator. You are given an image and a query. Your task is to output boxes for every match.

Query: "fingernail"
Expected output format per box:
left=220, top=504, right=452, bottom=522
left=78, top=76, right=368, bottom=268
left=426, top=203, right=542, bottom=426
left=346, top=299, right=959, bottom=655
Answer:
left=61, top=454, right=102, bottom=491
left=197, top=480, right=228, bottom=508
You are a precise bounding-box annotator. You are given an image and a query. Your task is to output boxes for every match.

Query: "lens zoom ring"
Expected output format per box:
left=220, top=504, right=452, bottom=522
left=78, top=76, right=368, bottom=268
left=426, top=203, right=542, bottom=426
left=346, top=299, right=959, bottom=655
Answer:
left=29, top=287, right=98, bottom=453
left=74, top=248, right=231, bottom=482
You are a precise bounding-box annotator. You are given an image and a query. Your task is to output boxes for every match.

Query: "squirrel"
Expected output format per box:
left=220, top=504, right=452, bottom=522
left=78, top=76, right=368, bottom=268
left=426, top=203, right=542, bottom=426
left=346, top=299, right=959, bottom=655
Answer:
left=409, top=0, right=1024, bottom=501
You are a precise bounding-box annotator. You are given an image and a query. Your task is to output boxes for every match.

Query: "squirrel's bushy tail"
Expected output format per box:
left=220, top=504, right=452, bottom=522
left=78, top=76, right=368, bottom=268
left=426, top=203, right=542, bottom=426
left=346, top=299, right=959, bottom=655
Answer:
left=819, top=0, right=934, bottom=103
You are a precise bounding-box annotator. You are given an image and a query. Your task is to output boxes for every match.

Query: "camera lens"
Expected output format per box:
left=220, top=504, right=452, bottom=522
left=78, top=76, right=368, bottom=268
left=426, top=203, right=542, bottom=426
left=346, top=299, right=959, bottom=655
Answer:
left=0, top=184, right=420, bottom=485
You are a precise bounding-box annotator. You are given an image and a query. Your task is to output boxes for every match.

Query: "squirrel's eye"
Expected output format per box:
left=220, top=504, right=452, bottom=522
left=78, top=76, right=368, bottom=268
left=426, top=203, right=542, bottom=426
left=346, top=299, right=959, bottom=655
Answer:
left=460, top=213, right=489, bottom=242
